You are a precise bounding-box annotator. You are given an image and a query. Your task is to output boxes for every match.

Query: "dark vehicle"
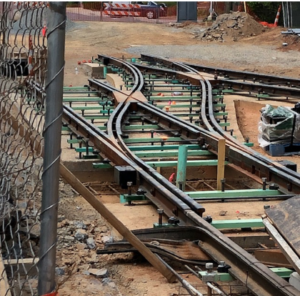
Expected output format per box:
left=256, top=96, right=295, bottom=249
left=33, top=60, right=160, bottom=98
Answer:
left=104, top=1, right=167, bottom=19
left=135, top=1, right=167, bottom=19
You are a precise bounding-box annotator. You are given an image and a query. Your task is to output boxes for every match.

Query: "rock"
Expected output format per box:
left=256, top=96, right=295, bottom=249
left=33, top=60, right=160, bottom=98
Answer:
left=58, top=219, right=70, bottom=228
left=86, top=252, right=97, bottom=263
left=102, top=278, right=111, bottom=285
left=88, top=268, right=109, bottom=278
left=86, top=238, right=96, bottom=249
left=227, top=20, right=237, bottom=28
left=102, top=278, right=116, bottom=288
left=78, top=250, right=89, bottom=258
left=212, top=33, right=222, bottom=38
left=82, top=270, right=90, bottom=275
left=108, top=281, right=116, bottom=288
left=168, top=22, right=175, bottom=27
left=55, top=267, right=65, bottom=276
left=74, top=221, right=87, bottom=229
left=64, top=235, right=75, bottom=242
left=75, top=243, right=86, bottom=250
left=79, top=263, right=90, bottom=270
left=219, top=210, right=227, bottom=216
left=75, top=229, right=88, bottom=241
left=100, top=226, right=108, bottom=233
left=102, top=236, right=113, bottom=244
left=57, top=215, right=65, bottom=222
left=62, top=258, right=74, bottom=265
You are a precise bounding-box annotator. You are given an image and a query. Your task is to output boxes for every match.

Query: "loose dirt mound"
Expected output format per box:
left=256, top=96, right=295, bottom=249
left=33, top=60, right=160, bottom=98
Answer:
left=197, top=12, right=266, bottom=42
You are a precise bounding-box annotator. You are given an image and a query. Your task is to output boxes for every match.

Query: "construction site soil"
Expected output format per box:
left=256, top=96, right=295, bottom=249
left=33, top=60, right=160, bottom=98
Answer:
left=58, top=19, right=300, bottom=295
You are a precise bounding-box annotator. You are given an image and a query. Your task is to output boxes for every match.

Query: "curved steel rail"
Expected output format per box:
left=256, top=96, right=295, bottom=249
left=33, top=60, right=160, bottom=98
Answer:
left=132, top=56, right=300, bottom=194
left=63, top=54, right=300, bottom=296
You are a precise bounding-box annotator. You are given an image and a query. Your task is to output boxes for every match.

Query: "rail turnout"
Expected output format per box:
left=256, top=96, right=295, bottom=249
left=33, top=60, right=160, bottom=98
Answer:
left=61, top=54, right=300, bottom=296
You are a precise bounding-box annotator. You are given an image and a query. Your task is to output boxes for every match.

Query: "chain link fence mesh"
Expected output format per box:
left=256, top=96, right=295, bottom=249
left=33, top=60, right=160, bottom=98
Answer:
left=0, top=2, right=49, bottom=295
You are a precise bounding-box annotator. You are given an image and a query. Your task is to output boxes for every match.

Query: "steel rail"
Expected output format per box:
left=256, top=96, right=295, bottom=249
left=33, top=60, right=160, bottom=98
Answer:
left=184, top=61, right=300, bottom=88
left=141, top=53, right=300, bottom=89
left=64, top=55, right=300, bottom=295
left=91, top=56, right=206, bottom=215
left=132, top=57, right=300, bottom=194
left=62, top=105, right=200, bottom=224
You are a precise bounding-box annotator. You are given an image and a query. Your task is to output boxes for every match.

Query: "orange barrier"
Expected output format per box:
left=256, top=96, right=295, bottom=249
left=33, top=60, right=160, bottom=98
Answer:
left=259, top=21, right=276, bottom=28
left=103, top=10, right=141, bottom=16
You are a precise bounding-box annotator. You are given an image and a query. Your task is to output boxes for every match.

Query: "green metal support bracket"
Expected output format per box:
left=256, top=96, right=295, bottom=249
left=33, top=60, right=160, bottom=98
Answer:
left=219, top=122, right=230, bottom=127
left=257, top=94, right=270, bottom=99
left=96, top=126, right=107, bottom=131
left=211, top=219, right=264, bottom=229
left=244, top=142, right=254, bottom=147
left=75, top=147, right=93, bottom=153
left=67, top=139, right=83, bottom=144
left=221, top=89, right=235, bottom=93
left=185, top=189, right=281, bottom=200
left=149, top=96, right=200, bottom=101
left=123, top=125, right=159, bottom=130
left=198, top=267, right=293, bottom=283
left=128, top=144, right=201, bottom=151
left=120, top=194, right=148, bottom=203
left=92, top=163, right=112, bottom=169
left=134, top=150, right=212, bottom=158
left=176, top=145, right=188, bottom=191
left=147, top=159, right=223, bottom=168
left=199, top=271, right=233, bottom=282
left=123, top=137, right=182, bottom=144
left=270, top=268, right=293, bottom=278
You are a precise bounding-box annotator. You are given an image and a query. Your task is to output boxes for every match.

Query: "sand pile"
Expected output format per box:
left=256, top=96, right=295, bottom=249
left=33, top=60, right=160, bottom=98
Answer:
left=197, top=12, right=266, bottom=42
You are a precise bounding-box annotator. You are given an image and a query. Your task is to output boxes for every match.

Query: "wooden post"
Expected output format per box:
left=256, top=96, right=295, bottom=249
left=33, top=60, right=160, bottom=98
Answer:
left=59, top=163, right=176, bottom=283
left=217, top=138, right=226, bottom=191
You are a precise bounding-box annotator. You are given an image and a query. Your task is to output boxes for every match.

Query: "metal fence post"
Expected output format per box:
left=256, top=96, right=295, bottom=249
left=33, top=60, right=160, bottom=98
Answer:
left=38, top=2, right=66, bottom=295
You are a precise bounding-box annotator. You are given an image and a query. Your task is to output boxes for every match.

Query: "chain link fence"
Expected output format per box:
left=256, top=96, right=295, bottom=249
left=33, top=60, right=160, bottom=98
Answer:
left=0, top=2, right=65, bottom=295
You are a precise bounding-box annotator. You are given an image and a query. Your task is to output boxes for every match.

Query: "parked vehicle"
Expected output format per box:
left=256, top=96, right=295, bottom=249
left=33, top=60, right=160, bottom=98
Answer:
left=104, top=2, right=167, bottom=19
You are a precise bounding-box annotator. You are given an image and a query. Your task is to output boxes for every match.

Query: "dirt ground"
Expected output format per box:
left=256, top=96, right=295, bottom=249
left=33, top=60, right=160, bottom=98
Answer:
left=58, top=20, right=300, bottom=295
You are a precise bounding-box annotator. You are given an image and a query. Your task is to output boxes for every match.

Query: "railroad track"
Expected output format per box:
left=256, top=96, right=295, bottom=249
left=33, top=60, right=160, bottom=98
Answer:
left=61, top=54, right=300, bottom=296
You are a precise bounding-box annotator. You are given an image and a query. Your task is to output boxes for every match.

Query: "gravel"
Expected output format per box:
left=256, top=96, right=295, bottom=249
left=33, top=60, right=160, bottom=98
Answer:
left=126, top=44, right=300, bottom=72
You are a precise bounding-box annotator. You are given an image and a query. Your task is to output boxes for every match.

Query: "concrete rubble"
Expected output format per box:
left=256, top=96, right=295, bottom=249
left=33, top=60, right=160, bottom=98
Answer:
left=195, top=12, right=265, bottom=42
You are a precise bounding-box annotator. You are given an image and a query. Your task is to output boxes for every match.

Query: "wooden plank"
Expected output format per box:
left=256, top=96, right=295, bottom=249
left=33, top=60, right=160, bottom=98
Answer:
left=262, top=216, right=300, bottom=274
left=59, top=163, right=176, bottom=283
left=0, top=256, right=11, bottom=296
left=2, top=258, right=39, bottom=277
left=254, top=249, right=293, bottom=268
left=265, top=196, right=300, bottom=257
left=113, top=90, right=147, bottom=104
left=217, top=138, right=226, bottom=190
